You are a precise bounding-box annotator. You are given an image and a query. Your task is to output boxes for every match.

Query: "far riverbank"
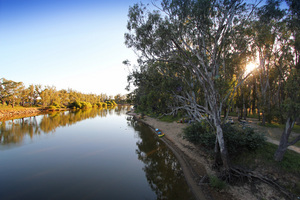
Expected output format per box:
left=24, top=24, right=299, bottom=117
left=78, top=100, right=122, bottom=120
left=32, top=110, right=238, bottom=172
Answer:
left=0, top=107, right=47, bottom=121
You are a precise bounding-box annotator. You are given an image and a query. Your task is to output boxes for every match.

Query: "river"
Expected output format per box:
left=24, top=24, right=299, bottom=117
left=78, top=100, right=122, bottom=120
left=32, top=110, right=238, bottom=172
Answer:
left=0, top=106, right=194, bottom=200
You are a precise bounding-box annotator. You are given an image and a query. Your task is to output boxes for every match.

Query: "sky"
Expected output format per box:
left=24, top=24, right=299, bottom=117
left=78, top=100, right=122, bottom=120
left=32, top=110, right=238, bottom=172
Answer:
left=0, top=0, right=149, bottom=96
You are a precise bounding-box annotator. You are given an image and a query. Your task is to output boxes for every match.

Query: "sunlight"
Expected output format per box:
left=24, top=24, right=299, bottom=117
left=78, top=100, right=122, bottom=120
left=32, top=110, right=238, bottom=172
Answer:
left=245, top=62, right=257, bottom=75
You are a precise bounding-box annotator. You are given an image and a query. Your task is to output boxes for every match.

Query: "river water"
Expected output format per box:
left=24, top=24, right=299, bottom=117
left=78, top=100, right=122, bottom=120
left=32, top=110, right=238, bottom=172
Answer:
left=0, top=106, right=194, bottom=200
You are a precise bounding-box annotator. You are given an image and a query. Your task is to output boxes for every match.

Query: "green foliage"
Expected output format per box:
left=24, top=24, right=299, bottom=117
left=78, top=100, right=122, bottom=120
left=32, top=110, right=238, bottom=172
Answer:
left=259, top=122, right=300, bottom=134
left=183, top=122, right=266, bottom=155
left=0, top=77, right=120, bottom=109
left=80, top=102, right=92, bottom=109
left=48, top=105, right=58, bottom=111
left=51, top=101, right=60, bottom=108
left=105, top=100, right=117, bottom=107
left=126, top=62, right=179, bottom=116
left=69, top=100, right=81, bottom=109
left=102, top=102, right=107, bottom=107
left=209, top=175, right=227, bottom=190
left=95, top=102, right=108, bottom=108
left=232, top=142, right=300, bottom=174
left=68, top=100, right=92, bottom=109
left=159, top=114, right=183, bottom=123
left=223, top=123, right=266, bottom=154
left=183, top=121, right=215, bottom=148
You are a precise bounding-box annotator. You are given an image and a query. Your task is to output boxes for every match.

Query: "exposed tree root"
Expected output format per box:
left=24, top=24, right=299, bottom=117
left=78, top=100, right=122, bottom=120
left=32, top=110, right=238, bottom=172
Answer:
left=219, top=166, right=296, bottom=200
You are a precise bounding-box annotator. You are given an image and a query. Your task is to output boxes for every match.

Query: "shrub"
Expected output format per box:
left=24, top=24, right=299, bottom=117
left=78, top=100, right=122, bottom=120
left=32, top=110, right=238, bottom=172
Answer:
left=80, top=102, right=92, bottom=109
left=183, top=121, right=266, bottom=155
left=105, top=100, right=117, bottom=107
left=68, top=101, right=92, bottom=109
left=48, top=105, right=57, bottom=111
left=223, top=124, right=266, bottom=154
left=96, top=102, right=102, bottom=107
left=68, top=100, right=81, bottom=109
left=51, top=101, right=60, bottom=108
left=209, top=175, right=227, bottom=190
left=183, top=121, right=215, bottom=148
left=102, top=102, right=107, bottom=107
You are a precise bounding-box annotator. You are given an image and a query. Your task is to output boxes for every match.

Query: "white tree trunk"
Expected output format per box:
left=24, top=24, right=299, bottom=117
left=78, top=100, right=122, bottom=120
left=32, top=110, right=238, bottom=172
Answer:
left=274, top=117, right=297, bottom=161
left=214, top=113, right=230, bottom=169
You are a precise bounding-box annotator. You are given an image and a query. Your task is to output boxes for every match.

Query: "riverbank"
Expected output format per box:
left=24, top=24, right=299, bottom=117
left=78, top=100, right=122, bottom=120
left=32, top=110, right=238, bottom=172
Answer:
left=127, top=112, right=296, bottom=200
left=127, top=112, right=233, bottom=200
left=0, top=107, right=46, bottom=121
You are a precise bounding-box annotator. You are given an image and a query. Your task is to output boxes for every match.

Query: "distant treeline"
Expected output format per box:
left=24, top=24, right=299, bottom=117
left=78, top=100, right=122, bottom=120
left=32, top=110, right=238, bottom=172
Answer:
left=0, top=78, right=127, bottom=109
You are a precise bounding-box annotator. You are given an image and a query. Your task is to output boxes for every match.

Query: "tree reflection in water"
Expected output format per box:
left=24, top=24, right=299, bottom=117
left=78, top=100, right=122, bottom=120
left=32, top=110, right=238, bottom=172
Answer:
left=0, top=106, right=131, bottom=145
left=129, top=119, right=195, bottom=200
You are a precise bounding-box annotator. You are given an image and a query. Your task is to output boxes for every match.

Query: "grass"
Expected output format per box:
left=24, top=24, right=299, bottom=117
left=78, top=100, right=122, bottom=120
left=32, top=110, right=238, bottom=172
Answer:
left=232, top=143, right=300, bottom=195
left=232, top=143, right=300, bottom=174
left=226, top=112, right=259, bottom=119
left=259, top=122, right=300, bottom=134
left=159, top=114, right=183, bottom=123
left=246, top=113, right=260, bottom=119
left=209, top=175, right=227, bottom=190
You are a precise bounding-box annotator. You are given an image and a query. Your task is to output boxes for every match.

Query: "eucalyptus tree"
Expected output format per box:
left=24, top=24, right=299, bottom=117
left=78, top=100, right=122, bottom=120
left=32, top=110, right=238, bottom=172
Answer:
left=0, top=78, right=24, bottom=107
left=125, top=0, right=256, bottom=169
left=127, top=60, right=180, bottom=114
left=273, top=0, right=300, bottom=161
left=274, top=66, right=300, bottom=161
left=27, top=85, right=36, bottom=105
left=68, top=89, right=80, bottom=103
left=19, top=85, right=30, bottom=106
left=248, top=0, right=285, bottom=125
left=25, top=84, right=41, bottom=106
left=58, top=89, right=70, bottom=106
left=40, top=86, right=59, bottom=106
left=114, top=94, right=127, bottom=104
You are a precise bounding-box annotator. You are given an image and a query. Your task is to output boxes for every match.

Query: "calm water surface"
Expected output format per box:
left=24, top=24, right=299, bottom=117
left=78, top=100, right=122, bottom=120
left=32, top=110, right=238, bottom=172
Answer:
left=0, top=107, right=194, bottom=200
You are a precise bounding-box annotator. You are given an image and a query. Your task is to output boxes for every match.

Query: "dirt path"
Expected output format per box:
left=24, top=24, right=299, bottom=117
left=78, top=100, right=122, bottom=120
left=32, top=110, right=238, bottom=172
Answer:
left=233, top=117, right=300, bottom=154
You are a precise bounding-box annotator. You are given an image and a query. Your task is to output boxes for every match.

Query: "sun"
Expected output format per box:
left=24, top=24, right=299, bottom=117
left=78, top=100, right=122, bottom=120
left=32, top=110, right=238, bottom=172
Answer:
left=245, top=62, right=257, bottom=75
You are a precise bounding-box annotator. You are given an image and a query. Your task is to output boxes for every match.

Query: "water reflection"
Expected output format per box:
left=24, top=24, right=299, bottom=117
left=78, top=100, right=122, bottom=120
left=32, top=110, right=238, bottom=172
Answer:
left=0, top=106, right=195, bottom=200
left=129, top=119, right=195, bottom=200
left=0, top=106, right=131, bottom=145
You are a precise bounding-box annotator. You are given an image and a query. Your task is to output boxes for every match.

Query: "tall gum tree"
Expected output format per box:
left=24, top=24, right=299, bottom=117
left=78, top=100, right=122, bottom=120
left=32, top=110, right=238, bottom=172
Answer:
left=248, top=0, right=285, bottom=125
left=125, top=0, right=256, bottom=170
left=273, top=0, right=300, bottom=161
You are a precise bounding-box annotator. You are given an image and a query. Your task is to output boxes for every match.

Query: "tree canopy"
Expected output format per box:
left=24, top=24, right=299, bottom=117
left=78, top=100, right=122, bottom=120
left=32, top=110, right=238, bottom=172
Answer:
left=0, top=78, right=122, bottom=109
left=125, top=0, right=300, bottom=165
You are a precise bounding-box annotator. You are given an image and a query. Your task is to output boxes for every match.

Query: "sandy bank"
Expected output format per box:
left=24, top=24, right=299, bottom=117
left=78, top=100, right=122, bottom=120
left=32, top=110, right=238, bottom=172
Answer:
left=127, top=112, right=238, bottom=200
left=0, top=108, right=45, bottom=121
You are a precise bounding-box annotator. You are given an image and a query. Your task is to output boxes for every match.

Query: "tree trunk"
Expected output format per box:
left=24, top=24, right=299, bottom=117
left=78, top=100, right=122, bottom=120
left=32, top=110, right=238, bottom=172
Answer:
left=261, top=110, right=265, bottom=126
left=215, top=119, right=230, bottom=169
left=274, top=117, right=294, bottom=161
left=214, top=137, right=223, bottom=167
left=257, top=105, right=261, bottom=121
left=240, top=107, right=243, bottom=120
left=274, top=141, right=288, bottom=162
left=243, top=101, right=246, bottom=120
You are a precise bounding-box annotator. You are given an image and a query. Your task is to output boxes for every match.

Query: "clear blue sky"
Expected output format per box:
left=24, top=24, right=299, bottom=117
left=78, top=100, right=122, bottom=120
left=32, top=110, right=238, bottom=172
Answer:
left=0, top=0, right=146, bottom=96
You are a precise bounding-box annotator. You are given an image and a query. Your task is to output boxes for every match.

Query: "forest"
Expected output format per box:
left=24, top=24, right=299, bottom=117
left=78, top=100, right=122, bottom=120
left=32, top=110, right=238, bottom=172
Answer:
left=0, top=78, right=124, bottom=109
left=124, top=0, right=299, bottom=168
